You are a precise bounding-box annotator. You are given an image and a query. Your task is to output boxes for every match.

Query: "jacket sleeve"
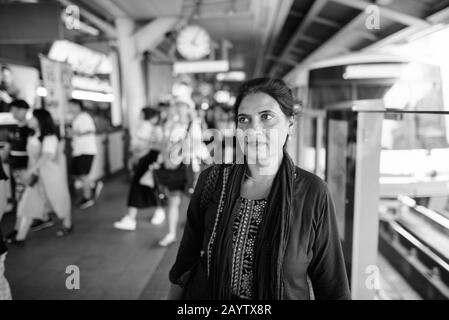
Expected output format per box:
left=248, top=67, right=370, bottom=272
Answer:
left=308, top=186, right=351, bottom=300
left=168, top=167, right=211, bottom=287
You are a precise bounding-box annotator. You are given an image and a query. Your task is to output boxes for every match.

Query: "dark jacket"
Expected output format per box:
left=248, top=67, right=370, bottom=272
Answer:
left=169, top=165, right=351, bottom=300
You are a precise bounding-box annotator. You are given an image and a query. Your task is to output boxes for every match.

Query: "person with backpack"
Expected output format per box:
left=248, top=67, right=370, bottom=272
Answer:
left=167, top=78, right=350, bottom=300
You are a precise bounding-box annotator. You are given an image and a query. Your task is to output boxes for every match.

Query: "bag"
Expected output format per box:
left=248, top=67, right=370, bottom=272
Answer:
left=28, top=174, right=39, bottom=187
left=138, top=169, right=154, bottom=187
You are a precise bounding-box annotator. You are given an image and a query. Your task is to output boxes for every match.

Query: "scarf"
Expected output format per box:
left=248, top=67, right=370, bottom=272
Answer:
left=208, top=150, right=295, bottom=299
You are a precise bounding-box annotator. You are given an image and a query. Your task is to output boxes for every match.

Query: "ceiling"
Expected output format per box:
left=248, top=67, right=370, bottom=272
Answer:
left=64, top=0, right=285, bottom=77
left=34, top=0, right=449, bottom=80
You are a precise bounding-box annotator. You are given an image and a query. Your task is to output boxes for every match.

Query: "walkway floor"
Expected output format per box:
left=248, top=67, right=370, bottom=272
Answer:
left=0, top=174, right=420, bottom=300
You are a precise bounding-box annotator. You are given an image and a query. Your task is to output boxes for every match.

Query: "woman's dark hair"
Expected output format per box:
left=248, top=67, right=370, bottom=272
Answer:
left=33, top=109, right=59, bottom=140
left=141, top=106, right=160, bottom=122
left=9, top=99, right=30, bottom=110
left=233, top=77, right=299, bottom=121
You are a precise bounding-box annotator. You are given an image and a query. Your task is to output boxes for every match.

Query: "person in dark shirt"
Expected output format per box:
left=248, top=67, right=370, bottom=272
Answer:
left=0, top=161, right=12, bottom=300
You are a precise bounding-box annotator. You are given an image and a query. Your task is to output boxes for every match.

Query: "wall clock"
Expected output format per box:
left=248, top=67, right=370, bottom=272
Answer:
left=176, top=25, right=211, bottom=60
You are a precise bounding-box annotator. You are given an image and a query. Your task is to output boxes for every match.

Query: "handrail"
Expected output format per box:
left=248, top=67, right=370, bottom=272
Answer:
left=398, top=195, right=449, bottom=231
left=389, top=219, right=449, bottom=272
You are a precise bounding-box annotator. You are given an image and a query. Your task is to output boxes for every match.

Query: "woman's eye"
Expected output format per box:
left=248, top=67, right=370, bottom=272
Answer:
left=261, top=114, right=273, bottom=121
left=238, top=117, right=249, bottom=124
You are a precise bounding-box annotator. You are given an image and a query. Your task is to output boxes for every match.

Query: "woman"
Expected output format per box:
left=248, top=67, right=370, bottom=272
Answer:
left=154, top=99, right=208, bottom=247
left=168, top=78, right=350, bottom=300
left=8, top=109, right=72, bottom=244
left=114, top=107, right=165, bottom=231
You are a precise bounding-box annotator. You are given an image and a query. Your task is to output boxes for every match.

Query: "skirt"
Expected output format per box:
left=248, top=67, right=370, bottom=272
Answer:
left=154, top=164, right=188, bottom=192
left=127, top=150, right=161, bottom=208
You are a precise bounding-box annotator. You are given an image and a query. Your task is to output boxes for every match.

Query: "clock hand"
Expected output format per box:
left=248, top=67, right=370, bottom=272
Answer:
left=191, top=29, right=202, bottom=45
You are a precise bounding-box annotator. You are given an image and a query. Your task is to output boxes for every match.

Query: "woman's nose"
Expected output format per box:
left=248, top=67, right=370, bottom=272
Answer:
left=249, top=117, right=263, bottom=131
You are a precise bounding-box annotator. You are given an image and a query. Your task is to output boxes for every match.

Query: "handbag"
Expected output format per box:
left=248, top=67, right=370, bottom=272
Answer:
left=138, top=169, right=154, bottom=187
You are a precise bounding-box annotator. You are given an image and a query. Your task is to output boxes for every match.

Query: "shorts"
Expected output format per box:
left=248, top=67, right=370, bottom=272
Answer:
left=71, top=154, right=95, bottom=176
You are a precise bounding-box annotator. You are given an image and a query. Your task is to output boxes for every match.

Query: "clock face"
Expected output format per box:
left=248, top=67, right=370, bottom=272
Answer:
left=176, top=25, right=211, bottom=60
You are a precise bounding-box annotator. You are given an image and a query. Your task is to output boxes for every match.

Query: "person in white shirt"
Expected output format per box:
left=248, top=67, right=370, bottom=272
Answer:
left=113, top=107, right=165, bottom=231
left=68, top=99, right=102, bottom=209
left=7, top=109, right=72, bottom=245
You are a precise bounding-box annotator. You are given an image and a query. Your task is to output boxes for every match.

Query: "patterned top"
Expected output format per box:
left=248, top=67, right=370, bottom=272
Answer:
left=231, top=197, right=267, bottom=299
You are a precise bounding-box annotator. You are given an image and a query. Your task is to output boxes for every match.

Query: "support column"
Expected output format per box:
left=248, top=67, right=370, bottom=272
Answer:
left=115, top=17, right=146, bottom=135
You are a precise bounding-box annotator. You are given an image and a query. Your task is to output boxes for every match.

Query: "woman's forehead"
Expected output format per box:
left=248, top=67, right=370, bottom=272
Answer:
left=238, top=92, right=280, bottom=114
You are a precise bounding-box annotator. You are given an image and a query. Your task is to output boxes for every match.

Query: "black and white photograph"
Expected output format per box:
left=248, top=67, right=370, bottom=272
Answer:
left=0, top=0, right=449, bottom=305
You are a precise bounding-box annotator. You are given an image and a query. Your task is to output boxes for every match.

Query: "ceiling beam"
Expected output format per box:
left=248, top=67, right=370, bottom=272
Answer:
left=254, top=0, right=294, bottom=77
left=363, top=3, right=449, bottom=51
left=266, top=55, right=297, bottom=66
left=330, top=0, right=431, bottom=27
left=283, top=12, right=368, bottom=83
left=269, top=0, right=328, bottom=76
left=357, top=30, right=379, bottom=41
left=94, top=0, right=128, bottom=18
left=290, top=47, right=308, bottom=55
left=313, top=16, right=342, bottom=29
left=289, top=9, right=305, bottom=19
left=57, top=0, right=116, bottom=37
left=297, top=34, right=322, bottom=45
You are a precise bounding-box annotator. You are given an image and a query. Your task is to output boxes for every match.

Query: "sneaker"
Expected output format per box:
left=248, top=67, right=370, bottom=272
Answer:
left=93, top=181, right=103, bottom=200
left=158, top=233, right=176, bottom=247
left=79, top=198, right=95, bottom=209
left=150, top=207, right=166, bottom=225
left=113, top=216, right=136, bottom=231
left=56, top=225, right=74, bottom=237
left=30, top=218, right=55, bottom=232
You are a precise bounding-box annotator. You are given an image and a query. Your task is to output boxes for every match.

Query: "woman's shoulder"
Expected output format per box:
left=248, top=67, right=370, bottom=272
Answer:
left=293, top=166, right=332, bottom=206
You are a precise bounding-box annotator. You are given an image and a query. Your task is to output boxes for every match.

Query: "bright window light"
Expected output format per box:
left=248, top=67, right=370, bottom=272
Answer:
left=343, top=64, right=404, bottom=79
left=216, top=71, right=246, bottom=81
left=72, top=90, right=114, bottom=102
left=174, top=60, right=229, bottom=74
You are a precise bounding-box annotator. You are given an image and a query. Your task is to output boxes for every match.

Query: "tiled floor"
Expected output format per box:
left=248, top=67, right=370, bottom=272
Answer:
left=1, top=174, right=189, bottom=300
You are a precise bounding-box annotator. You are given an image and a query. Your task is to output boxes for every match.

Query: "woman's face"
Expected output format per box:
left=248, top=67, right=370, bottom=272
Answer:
left=237, top=92, right=291, bottom=165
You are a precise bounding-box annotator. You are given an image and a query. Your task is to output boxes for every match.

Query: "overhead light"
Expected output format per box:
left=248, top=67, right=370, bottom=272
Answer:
left=72, top=90, right=114, bottom=102
left=36, top=86, right=48, bottom=97
left=216, top=71, right=246, bottom=82
left=343, top=64, right=404, bottom=79
left=214, top=90, right=231, bottom=103
left=173, top=60, right=229, bottom=74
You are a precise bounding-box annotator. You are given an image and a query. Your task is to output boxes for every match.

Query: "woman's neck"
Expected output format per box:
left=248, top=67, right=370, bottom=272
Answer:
left=247, top=151, right=283, bottom=181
